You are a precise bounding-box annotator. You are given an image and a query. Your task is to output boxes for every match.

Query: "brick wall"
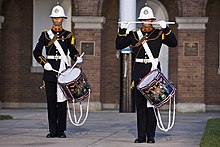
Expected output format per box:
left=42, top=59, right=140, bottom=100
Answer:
left=74, top=0, right=101, bottom=16
left=0, top=0, right=46, bottom=103
left=74, top=29, right=102, bottom=102
left=177, top=30, right=205, bottom=103
left=177, top=0, right=207, bottom=16
left=101, top=0, right=120, bottom=105
left=176, top=0, right=220, bottom=107
left=176, top=0, right=207, bottom=106
left=205, top=0, right=220, bottom=105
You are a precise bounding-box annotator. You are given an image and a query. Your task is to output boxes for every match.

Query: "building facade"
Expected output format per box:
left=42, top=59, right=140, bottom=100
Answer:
left=0, top=0, right=219, bottom=112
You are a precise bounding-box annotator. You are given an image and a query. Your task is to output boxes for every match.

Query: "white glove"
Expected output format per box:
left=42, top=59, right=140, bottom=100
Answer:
left=158, top=20, right=167, bottom=29
left=120, top=21, right=129, bottom=29
left=44, top=63, right=53, bottom=71
left=76, top=57, right=83, bottom=64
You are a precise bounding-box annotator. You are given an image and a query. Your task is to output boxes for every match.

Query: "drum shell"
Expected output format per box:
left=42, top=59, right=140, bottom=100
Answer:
left=58, top=67, right=91, bottom=103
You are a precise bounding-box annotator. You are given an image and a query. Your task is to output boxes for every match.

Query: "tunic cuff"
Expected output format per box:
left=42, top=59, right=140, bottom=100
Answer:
left=162, top=27, right=172, bottom=35
left=118, top=28, right=127, bottom=36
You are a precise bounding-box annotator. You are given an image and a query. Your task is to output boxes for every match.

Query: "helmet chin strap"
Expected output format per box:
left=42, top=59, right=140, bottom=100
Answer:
left=52, top=20, right=63, bottom=26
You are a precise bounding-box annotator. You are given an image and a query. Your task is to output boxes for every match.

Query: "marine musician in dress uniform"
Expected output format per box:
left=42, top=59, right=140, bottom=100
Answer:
left=33, top=4, right=82, bottom=138
left=115, top=5, right=177, bottom=143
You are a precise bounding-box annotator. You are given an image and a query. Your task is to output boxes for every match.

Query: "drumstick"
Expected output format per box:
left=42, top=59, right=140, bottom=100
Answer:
left=118, top=21, right=175, bottom=25
left=72, top=52, right=85, bottom=67
left=53, top=52, right=85, bottom=74
left=68, top=52, right=85, bottom=72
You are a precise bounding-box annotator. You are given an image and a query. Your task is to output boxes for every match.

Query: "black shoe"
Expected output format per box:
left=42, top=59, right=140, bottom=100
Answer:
left=147, top=137, right=155, bottom=143
left=46, top=132, right=57, bottom=138
left=134, top=138, right=146, bottom=143
left=57, top=132, right=66, bottom=138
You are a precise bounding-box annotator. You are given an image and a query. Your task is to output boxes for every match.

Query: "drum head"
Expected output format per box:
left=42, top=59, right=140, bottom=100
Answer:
left=138, top=70, right=159, bottom=88
left=58, top=68, right=81, bottom=83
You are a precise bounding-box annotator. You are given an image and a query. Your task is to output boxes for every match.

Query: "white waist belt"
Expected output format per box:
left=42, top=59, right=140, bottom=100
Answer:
left=46, top=55, right=61, bottom=60
left=135, top=58, right=150, bottom=64
left=135, top=58, right=158, bottom=64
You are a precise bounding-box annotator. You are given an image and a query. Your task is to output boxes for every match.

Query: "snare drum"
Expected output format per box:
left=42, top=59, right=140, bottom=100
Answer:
left=58, top=67, right=91, bottom=103
left=137, top=69, right=176, bottom=108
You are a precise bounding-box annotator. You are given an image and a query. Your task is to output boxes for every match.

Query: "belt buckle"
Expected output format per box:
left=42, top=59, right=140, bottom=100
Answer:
left=54, top=54, right=60, bottom=61
left=143, top=59, right=148, bottom=64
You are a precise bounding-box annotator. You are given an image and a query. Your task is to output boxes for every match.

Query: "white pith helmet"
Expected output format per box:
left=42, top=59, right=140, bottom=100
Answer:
left=138, top=5, right=156, bottom=20
left=50, top=4, right=67, bottom=19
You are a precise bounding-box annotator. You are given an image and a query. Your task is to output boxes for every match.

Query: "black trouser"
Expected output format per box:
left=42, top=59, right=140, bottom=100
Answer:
left=133, top=81, right=157, bottom=139
left=45, top=81, right=67, bottom=134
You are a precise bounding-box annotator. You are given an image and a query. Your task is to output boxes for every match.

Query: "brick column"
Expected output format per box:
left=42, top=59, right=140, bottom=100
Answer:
left=72, top=16, right=106, bottom=111
left=176, top=17, right=208, bottom=112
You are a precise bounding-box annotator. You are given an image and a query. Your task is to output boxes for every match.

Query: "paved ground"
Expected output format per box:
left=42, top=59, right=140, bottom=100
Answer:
left=0, top=108, right=220, bottom=147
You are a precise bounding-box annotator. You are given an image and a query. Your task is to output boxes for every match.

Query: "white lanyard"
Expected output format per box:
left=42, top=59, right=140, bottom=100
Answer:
left=47, top=30, right=68, bottom=102
left=137, top=30, right=158, bottom=70
left=47, top=30, right=70, bottom=67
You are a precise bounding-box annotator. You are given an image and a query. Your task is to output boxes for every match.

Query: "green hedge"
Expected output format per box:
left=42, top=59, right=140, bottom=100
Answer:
left=0, top=115, right=13, bottom=120
left=200, top=118, right=220, bottom=147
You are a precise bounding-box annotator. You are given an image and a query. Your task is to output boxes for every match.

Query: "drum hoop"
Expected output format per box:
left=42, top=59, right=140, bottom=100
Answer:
left=58, top=67, right=82, bottom=83
left=138, top=69, right=176, bottom=90
left=61, top=66, right=81, bottom=74
left=58, top=72, right=83, bottom=85
left=137, top=69, right=160, bottom=88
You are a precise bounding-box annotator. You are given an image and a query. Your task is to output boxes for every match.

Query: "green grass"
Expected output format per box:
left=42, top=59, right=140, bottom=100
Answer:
left=200, top=118, right=220, bottom=147
left=0, top=115, right=13, bottom=120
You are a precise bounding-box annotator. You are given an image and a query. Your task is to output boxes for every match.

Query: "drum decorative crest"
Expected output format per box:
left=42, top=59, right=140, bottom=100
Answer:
left=137, top=69, right=176, bottom=108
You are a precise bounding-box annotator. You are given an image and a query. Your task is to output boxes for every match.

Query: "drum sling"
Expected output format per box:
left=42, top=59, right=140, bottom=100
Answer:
left=58, top=61, right=91, bottom=127
left=47, top=30, right=91, bottom=126
left=136, top=30, right=176, bottom=132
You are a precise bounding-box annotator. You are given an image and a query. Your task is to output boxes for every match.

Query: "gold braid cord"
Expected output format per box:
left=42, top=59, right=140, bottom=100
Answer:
left=46, top=34, right=58, bottom=47
left=131, top=30, right=163, bottom=48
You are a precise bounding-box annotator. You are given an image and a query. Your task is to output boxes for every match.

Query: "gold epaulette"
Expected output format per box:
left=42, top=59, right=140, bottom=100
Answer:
left=71, top=36, right=75, bottom=45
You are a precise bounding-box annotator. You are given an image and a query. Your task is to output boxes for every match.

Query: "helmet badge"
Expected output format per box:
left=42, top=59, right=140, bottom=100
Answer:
left=55, top=8, right=59, bottom=13
left=144, top=9, right=148, bottom=15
